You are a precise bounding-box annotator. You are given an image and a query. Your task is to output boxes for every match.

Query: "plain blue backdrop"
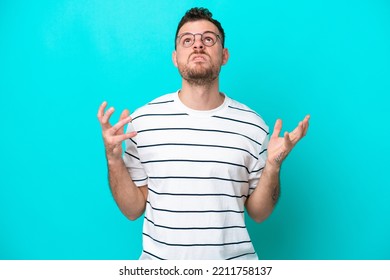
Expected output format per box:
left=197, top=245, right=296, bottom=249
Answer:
left=1, top=0, right=389, bottom=259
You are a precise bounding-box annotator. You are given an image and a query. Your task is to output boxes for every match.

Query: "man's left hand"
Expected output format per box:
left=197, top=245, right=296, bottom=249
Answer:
left=267, top=115, right=310, bottom=169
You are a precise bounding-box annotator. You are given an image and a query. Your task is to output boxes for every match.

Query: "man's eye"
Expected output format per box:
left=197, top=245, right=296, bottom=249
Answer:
left=182, top=37, right=193, bottom=46
left=204, top=37, right=214, bottom=44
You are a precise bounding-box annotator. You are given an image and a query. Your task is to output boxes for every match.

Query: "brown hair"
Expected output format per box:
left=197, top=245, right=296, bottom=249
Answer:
left=175, top=7, right=225, bottom=49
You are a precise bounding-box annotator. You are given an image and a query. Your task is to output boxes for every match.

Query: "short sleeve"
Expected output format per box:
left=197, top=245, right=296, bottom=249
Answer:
left=123, top=122, right=148, bottom=187
left=247, top=134, right=269, bottom=195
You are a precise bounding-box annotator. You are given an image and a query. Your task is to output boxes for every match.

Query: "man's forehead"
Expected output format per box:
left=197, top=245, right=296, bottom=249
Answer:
left=178, top=20, right=219, bottom=35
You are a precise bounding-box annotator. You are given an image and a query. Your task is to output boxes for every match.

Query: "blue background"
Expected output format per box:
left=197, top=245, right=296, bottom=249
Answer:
left=1, top=0, right=389, bottom=259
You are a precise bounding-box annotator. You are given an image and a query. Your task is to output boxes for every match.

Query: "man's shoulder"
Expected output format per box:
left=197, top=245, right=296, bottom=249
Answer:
left=131, top=92, right=176, bottom=118
left=226, top=98, right=269, bottom=132
left=147, top=92, right=176, bottom=105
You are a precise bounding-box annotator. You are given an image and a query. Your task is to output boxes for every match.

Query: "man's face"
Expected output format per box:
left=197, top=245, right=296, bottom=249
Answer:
left=173, top=20, right=229, bottom=86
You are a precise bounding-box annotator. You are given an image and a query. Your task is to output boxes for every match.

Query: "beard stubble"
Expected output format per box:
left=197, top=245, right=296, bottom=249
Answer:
left=177, top=51, right=221, bottom=86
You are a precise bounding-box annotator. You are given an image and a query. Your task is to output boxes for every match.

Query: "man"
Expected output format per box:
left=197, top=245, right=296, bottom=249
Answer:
left=97, top=7, right=309, bottom=260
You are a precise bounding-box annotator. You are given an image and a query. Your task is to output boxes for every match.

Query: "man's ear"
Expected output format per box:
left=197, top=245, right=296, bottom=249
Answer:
left=222, top=48, right=230, bottom=65
left=172, top=50, right=178, bottom=67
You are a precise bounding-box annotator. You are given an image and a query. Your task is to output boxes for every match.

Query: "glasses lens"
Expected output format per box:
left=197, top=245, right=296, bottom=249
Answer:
left=202, top=32, right=217, bottom=46
left=179, top=34, right=194, bottom=48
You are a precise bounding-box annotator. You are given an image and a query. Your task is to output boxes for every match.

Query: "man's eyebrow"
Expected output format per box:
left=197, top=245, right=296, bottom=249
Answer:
left=177, top=30, right=216, bottom=37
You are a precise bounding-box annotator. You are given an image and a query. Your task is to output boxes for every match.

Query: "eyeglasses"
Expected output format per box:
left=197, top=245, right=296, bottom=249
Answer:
left=176, top=31, right=221, bottom=48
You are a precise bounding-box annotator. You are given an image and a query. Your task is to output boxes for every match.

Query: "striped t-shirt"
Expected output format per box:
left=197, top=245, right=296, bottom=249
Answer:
left=123, top=91, right=269, bottom=260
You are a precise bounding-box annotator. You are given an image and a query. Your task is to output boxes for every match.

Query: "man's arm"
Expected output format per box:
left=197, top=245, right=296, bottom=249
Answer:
left=97, top=101, right=148, bottom=221
left=245, top=115, right=310, bottom=223
left=107, top=158, right=147, bottom=221
left=245, top=163, right=280, bottom=223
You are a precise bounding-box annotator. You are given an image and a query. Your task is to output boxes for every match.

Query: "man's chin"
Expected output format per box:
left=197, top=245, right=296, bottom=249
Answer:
left=184, top=73, right=218, bottom=86
left=187, top=72, right=213, bottom=81
left=188, top=65, right=212, bottom=77
left=178, top=64, right=219, bottom=85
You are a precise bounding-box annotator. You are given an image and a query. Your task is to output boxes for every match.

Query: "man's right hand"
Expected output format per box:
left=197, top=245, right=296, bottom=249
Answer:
left=97, top=101, right=137, bottom=162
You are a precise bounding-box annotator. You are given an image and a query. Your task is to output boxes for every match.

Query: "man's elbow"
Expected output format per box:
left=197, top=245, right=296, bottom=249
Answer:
left=122, top=208, right=144, bottom=221
left=250, top=213, right=271, bottom=223
left=126, top=213, right=142, bottom=221
left=247, top=207, right=274, bottom=223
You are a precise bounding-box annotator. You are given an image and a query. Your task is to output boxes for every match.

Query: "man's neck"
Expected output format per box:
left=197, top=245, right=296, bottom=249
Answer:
left=179, top=79, right=224, bottom=111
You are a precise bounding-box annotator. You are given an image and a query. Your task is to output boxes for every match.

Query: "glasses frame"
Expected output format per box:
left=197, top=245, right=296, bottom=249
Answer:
left=176, top=31, right=221, bottom=48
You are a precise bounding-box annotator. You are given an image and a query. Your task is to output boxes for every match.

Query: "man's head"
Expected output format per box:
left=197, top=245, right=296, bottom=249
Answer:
left=174, top=7, right=225, bottom=49
left=173, top=7, right=229, bottom=86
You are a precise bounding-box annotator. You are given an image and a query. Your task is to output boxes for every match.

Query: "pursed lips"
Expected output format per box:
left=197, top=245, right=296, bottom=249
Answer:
left=189, top=53, right=208, bottom=62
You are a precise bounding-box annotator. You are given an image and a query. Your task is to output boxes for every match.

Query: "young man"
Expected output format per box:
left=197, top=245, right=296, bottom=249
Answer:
left=97, top=7, right=309, bottom=260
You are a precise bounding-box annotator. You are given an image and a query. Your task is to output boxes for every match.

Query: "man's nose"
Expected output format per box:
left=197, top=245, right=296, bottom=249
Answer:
left=192, top=34, right=204, bottom=49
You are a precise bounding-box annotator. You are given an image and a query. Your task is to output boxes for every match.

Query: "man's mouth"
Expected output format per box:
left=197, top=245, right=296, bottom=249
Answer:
left=190, top=53, right=208, bottom=62
left=192, top=56, right=206, bottom=62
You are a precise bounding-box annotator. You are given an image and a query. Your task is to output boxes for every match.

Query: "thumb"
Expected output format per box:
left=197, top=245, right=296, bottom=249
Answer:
left=271, top=119, right=282, bottom=140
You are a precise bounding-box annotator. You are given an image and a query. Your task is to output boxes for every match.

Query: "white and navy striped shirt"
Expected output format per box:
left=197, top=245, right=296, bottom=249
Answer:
left=123, top=91, right=269, bottom=260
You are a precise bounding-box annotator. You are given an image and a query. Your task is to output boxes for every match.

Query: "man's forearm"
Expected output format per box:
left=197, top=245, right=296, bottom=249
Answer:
left=245, top=163, right=281, bottom=223
left=107, top=158, right=147, bottom=220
